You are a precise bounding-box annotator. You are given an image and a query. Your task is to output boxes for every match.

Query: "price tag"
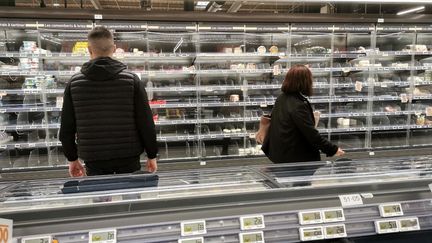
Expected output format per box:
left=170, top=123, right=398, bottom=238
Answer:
left=94, top=14, right=103, bottom=20
left=323, top=208, right=345, bottom=223
left=240, top=215, right=265, bottom=230
left=16, top=126, right=23, bottom=130
left=14, top=144, right=21, bottom=148
left=239, top=231, right=264, bottom=243
left=400, top=93, right=408, bottom=103
left=426, top=107, right=432, bottom=116
left=28, top=143, right=36, bottom=148
left=398, top=217, right=420, bottom=232
left=379, top=203, right=403, bottom=217
left=0, top=218, right=12, bottom=243
left=298, top=210, right=323, bottom=225
left=375, top=220, right=399, bottom=234
left=299, top=226, right=324, bottom=241
left=181, top=220, right=207, bottom=237
left=89, top=229, right=116, bottom=243
left=22, top=236, right=52, bottom=243
left=339, top=194, right=363, bottom=207
left=324, top=224, right=347, bottom=239
left=178, top=237, right=204, bottom=243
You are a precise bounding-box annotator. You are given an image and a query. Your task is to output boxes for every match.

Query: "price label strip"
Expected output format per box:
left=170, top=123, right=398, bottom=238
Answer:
left=181, top=220, right=207, bottom=237
left=178, top=237, right=204, bottom=243
left=339, top=194, right=363, bottom=207
left=398, top=217, right=420, bottom=232
left=240, top=215, right=265, bottom=230
left=299, top=226, right=324, bottom=241
left=0, top=218, right=12, bottom=243
left=22, top=236, right=52, bottom=243
left=239, top=231, right=264, bottom=243
left=324, top=224, right=347, bottom=239
left=379, top=203, right=404, bottom=218
left=89, top=229, right=117, bottom=243
left=323, top=208, right=345, bottom=223
left=375, top=219, right=399, bottom=234
left=298, top=210, right=323, bottom=225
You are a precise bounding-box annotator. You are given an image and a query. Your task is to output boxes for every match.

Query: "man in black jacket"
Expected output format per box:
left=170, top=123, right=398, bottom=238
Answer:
left=60, top=26, right=158, bottom=177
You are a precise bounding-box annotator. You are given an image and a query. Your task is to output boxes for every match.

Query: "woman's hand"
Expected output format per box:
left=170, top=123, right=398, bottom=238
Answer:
left=335, top=148, right=345, bottom=157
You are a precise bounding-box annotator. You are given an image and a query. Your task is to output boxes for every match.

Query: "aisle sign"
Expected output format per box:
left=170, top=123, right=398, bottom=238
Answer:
left=89, top=229, right=116, bottom=243
left=339, top=194, right=363, bottom=207
left=0, top=218, right=12, bottom=243
left=239, top=231, right=264, bottom=243
left=22, top=236, right=52, bottom=243
left=181, top=220, right=207, bottom=237
left=240, top=215, right=265, bottom=230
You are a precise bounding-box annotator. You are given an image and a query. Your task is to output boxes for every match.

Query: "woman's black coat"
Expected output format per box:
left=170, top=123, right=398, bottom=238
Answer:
left=262, top=92, right=338, bottom=163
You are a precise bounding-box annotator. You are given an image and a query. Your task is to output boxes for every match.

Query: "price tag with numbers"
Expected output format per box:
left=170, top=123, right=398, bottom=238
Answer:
left=178, top=237, right=204, bottom=243
left=379, top=203, right=404, bottom=218
left=339, top=194, right=363, bottom=207
left=398, top=217, right=420, bottom=232
left=323, top=208, right=345, bottom=223
left=240, top=215, right=265, bottom=230
left=181, top=220, right=207, bottom=237
left=375, top=220, right=399, bottom=234
left=324, top=224, right=347, bottom=239
left=239, top=231, right=264, bottom=243
left=89, top=229, right=116, bottom=243
left=298, top=210, right=323, bottom=225
left=22, top=235, right=52, bottom=243
left=299, top=226, right=324, bottom=241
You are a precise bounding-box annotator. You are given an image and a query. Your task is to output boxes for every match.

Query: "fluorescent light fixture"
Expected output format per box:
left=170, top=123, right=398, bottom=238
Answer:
left=397, top=6, right=425, bottom=15
left=196, top=1, right=210, bottom=6
left=53, top=3, right=60, bottom=7
left=244, top=0, right=432, bottom=3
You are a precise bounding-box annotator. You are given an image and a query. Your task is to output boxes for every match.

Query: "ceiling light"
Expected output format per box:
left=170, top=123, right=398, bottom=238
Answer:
left=196, top=1, right=210, bottom=6
left=397, top=6, right=425, bottom=15
left=53, top=3, right=60, bottom=7
left=244, top=0, right=432, bottom=3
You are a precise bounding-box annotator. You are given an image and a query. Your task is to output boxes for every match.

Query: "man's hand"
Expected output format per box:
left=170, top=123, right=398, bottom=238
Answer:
left=335, top=148, right=345, bottom=157
left=145, top=158, right=158, bottom=173
left=69, top=160, right=86, bottom=177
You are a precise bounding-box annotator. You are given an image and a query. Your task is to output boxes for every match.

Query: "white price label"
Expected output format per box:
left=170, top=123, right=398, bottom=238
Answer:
left=29, top=143, right=36, bottom=148
left=379, top=203, right=404, bottom=218
left=298, top=210, right=323, bottom=225
left=240, top=215, right=265, bottom=230
left=181, top=220, right=207, bottom=237
left=0, top=218, right=12, bottom=243
left=400, top=93, right=408, bottom=103
left=239, top=231, right=264, bottom=243
left=426, top=107, right=432, bottom=116
left=299, top=226, right=324, bottom=241
left=398, top=217, right=420, bottom=232
left=375, top=220, right=399, bottom=234
left=178, top=237, right=204, bottom=243
left=339, top=194, right=363, bottom=207
left=22, top=236, right=52, bottom=243
left=94, top=14, right=103, bottom=20
left=324, top=224, right=347, bottom=239
left=89, top=229, right=116, bottom=243
left=355, top=81, right=363, bottom=92
left=323, top=208, right=345, bottom=223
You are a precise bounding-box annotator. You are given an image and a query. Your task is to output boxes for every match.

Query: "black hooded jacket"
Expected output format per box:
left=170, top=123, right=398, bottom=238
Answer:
left=59, top=57, right=158, bottom=162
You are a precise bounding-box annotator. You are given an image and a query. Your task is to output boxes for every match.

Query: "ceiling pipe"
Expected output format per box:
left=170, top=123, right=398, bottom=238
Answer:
left=227, top=1, right=243, bottom=12
left=90, top=0, right=103, bottom=9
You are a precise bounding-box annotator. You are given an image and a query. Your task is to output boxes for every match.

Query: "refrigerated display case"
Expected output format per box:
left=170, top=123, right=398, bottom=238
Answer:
left=2, top=156, right=432, bottom=242
left=2, top=19, right=432, bottom=171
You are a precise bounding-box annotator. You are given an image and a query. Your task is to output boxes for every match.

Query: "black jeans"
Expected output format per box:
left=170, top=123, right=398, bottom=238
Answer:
left=85, top=156, right=141, bottom=176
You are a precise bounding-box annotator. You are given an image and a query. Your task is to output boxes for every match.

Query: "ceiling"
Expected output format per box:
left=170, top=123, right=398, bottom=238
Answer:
left=10, top=0, right=432, bottom=15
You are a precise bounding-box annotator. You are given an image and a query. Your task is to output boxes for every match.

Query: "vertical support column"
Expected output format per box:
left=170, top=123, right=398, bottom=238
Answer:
left=195, top=23, right=204, bottom=164
left=365, top=26, right=377, bottom=150
left=328, top=27, right=335, bottom=142
left=406, top=29, right=417, bottom=147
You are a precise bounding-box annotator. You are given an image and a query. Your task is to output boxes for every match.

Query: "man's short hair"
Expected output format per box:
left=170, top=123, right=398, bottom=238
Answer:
left=87, top=26, right=114, bottom=55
